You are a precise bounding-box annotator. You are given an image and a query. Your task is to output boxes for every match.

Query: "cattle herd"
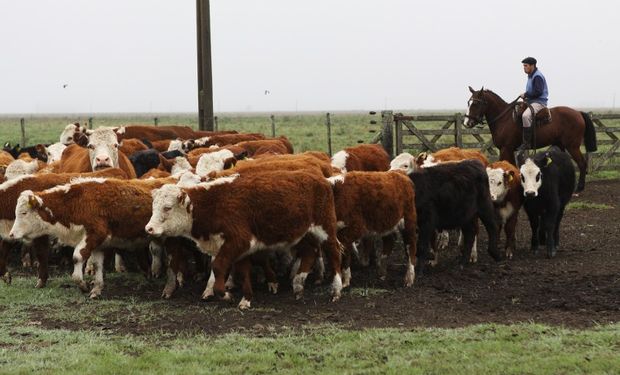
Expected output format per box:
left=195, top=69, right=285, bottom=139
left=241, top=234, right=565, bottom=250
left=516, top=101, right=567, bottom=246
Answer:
left=0, top=123, right=578, bottom=309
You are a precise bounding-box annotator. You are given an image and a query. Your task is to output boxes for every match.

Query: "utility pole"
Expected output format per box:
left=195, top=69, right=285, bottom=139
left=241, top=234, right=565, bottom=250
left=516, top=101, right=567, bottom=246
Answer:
left=196, top=0, right=214, bottom=131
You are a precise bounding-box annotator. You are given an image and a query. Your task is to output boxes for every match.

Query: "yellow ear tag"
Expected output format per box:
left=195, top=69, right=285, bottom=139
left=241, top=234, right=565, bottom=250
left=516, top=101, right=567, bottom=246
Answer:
left=508, top=174, right=513, bottom=182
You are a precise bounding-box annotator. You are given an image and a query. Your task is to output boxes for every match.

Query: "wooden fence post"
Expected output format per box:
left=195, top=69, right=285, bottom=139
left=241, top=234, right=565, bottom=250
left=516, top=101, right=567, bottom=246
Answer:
left=270, top=114, right=276, bottom=138
left=20, top=118, right=26, bottom=147
left=326, top=112, right=332, bottom=156
left=381, top=110, right=394, bottom=158
left=454, top=113, right=463, bottom=148
left=88, top=117, right=93, bottom=130
left=394, top=114, right=403, bottom=155
left=153, top=117, right=159, bottom=126
left=214, top=116, right=218, bottom=131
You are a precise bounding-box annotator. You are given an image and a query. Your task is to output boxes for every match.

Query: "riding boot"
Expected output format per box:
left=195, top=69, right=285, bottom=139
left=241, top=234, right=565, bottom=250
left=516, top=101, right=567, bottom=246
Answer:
left=516, top=127, right=533, bottom=151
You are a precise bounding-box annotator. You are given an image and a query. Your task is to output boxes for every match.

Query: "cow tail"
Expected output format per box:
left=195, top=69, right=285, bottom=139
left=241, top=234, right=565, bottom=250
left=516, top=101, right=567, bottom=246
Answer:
left=581, top=112, right=598, bottom=152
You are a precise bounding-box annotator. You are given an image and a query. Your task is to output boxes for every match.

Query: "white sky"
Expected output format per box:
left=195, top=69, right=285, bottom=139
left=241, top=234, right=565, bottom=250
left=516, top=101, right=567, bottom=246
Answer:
left=1, top=0, right=619, bottom=113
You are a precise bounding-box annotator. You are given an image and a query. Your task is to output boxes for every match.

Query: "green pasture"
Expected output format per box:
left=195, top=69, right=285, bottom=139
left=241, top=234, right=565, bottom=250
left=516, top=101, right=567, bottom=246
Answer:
left=0, top=275, right=619, bottom=375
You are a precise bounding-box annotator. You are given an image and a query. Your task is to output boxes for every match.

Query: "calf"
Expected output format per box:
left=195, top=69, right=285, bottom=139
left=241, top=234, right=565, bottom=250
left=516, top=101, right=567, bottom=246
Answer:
left=409, top=160, right=501, bottom=272
left=415, top=147, right=489, bottom=170
left=145, top=171, right=343, bottom=309
left=45, top=143, right=67, bottom=164
left=486, top=161, right=524, bottom=259
left=331, top=144, right=390, bottom=173
left=328, top=171, right=417, bottom=287
left=9, top=177, right=174, bottom=297
left=518, top=146, right=575, bottom=258
left=128, top=149, right=184, bottom=178
left=3, top=143, right=49, bottom=162
left=0, top=169, right=129, bottom=287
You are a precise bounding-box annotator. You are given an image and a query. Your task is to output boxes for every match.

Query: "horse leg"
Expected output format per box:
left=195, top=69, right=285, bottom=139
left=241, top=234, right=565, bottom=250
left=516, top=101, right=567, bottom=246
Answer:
left=500, top=148, right=516, bottom=165
left=566, top=146, right=587, bottom=192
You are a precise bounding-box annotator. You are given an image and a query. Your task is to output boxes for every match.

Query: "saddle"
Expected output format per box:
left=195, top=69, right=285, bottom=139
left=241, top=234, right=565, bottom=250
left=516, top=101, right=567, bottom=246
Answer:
left=513, top=102, right=552, bottom=127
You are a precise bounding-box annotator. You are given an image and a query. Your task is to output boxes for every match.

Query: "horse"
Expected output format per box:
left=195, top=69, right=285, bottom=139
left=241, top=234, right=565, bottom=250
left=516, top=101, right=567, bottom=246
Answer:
left=463, top=86, right=597, bottom=192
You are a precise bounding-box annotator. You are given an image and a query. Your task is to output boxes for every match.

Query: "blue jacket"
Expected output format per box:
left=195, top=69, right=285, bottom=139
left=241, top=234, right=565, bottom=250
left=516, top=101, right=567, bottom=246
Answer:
left=525, top=68, right=548, bottom=106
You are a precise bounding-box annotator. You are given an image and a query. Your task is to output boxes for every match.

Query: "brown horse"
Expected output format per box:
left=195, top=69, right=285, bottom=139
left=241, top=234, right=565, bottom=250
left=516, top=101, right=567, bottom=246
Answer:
left=463, top=86, right=597, bottom=192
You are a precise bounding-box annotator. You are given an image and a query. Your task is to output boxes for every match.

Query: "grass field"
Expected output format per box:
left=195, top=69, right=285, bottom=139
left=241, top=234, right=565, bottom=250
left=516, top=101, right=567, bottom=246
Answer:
left=1, top=275, right=619, bottom=375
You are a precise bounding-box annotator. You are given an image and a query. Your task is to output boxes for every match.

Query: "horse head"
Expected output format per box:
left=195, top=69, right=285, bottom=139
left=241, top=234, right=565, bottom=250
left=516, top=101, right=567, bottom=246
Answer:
left=464, top=86, right=488, bottom=128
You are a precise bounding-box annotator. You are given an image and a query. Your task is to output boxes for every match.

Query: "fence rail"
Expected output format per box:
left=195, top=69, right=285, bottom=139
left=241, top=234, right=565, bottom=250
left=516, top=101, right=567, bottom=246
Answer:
left=388, top=111, right=620, bottom=172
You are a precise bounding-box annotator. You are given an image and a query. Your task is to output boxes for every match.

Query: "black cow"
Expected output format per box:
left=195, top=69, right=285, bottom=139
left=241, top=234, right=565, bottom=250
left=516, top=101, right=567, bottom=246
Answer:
left=128, top=149, right=184, bottom=178
left=3, top=143, right=48, bottom=162
left=518, top=146, right=575, bottom=258
left=409, top=159, right=501, bottom=273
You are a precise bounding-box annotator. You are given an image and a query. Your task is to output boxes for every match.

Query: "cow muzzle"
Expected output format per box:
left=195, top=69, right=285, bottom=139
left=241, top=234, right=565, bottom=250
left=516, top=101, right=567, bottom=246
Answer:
left=145, top=224, right=162, bottom=237
left=524, top=191, right=537, bottom=198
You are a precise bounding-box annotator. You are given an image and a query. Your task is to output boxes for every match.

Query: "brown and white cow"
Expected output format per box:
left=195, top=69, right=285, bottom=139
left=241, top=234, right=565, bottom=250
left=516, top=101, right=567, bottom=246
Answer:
left=0, top=169, right=129, bottom=287
left=486, top=161, right=524, bottom=259
left=331, top=144, right=390, bottom=173
left=57, top=128, right=137, bottom=178
left=145, top=171, right=343, bottom=309
left=9, top=177, right=174, bottom=297
left=327, top=171, right=417, bottom=288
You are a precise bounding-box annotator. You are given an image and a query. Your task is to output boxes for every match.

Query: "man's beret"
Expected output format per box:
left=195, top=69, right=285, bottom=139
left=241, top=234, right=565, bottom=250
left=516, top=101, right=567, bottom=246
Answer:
left=521, top=57, right=537, bottom=65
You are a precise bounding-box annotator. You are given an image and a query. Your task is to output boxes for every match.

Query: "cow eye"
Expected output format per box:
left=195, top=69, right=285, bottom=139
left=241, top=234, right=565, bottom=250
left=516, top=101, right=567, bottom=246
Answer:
left=497, top=182, right=501, bottom=186
left=520, top=175, right=525, bottom=182
left=163, top=206, right=172, bottom=212
left=114, top=144, right=119, bottom=149
left=536, top=172, right=541, bottom=181
left=87, top=144, right=95, bottom=150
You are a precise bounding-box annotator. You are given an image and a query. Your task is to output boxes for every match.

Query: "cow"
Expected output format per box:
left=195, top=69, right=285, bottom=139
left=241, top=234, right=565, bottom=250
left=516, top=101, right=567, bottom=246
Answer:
left=4, top=159, right=46, bottom=180
left=56, top=128, right=137, bottom=178
left=331, top=144, right=390, bottom=173
left=0, top=151, right=14, bottom=182
left=145, top=171, right=343, bottom=309
left=234, top=136, right=294, bottom=156
left=415, top=147, right=489, bottom=170
left=3, top=143, right=48, bottom=162
left=45, top=143, right=67, bottom=164
left=518, top=146, right=576, bottom=258
left=128, top=149, right=184, bottom=178
left=119, top=138, right=150, bottom=156
left=202, top=153, right=335, bottom=179
left=0, top=169, right=129, bottom=287
left=486, top=161, right=524, bottom=259
left=9, top=177, right=174, bottom=297
left=191, top=133, right=266, bottom=150
left=409, top=159, right=501, bottom=273
left=327, top=171, right=417, bottom=288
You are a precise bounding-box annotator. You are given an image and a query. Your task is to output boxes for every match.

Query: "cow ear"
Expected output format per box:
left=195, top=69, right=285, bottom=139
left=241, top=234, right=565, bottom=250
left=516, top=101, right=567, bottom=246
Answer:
left=27, top=195, right=41, bottom=209
left=506, top=170, right=515, bottom=182
left=234, top=150, right=248, bottom=160
left=516, top=152, right=526, bottom=167
left=74, top=132, right=89, bottom=147
left=3, top=142, right=10, bottom=148
left=480, top=86, right=484, bottom=91
left=469, top=86, right=475, bottom=93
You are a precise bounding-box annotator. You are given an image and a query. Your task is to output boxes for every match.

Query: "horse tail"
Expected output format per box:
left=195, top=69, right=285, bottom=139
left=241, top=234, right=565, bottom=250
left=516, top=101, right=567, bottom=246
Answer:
left=581, top=111, right=597, bottom=152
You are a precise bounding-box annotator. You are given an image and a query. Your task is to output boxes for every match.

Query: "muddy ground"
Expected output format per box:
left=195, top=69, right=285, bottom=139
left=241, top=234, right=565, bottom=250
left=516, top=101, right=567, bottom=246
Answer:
left=18, top=179, right=620, bottom=335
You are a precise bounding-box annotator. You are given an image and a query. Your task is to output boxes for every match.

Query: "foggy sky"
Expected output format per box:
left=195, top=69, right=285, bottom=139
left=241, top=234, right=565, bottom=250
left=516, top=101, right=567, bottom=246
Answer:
left=1, top=0, right=619, bottom=114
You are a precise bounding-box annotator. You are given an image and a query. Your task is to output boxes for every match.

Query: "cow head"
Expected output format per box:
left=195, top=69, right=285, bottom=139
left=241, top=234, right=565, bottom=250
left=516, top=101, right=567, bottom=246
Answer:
left=389, top=152, right=416, bottom=175
left=519, top=158, right=544, bottom=198
left=170, top=156, right=193, bottom=176
left=60, top=123, right=92, bottom=145
left=4, top=159, right=39, bottom=180
left=9, top=191, right=49, bottom=241
left=46, top=143, right=67, bottom=164
left=145, top=184, right=193, bottom=237
left=86, top=128, right=121, bottom=171
left=486, top=167, right=515, bottom=202
left=195, top=149, right=236, bottom=177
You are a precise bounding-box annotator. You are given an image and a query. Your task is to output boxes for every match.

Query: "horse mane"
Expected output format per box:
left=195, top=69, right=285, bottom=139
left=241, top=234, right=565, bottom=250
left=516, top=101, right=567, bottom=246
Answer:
left=482, top=89, right=508, bottom=105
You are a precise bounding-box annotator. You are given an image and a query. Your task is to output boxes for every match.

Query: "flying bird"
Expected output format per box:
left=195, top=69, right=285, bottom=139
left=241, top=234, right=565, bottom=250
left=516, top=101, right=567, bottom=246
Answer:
left=264, top=90, right=270, bottom=95
left=62, top=84, right=68, bottom=89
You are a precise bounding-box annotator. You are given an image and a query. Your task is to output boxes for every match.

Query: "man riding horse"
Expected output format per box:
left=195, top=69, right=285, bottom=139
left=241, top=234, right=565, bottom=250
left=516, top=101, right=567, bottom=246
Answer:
left=517, top=56, right=549, bottom=151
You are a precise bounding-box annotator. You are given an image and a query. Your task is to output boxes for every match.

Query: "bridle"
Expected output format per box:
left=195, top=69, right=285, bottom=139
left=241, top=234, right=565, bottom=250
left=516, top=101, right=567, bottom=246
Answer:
left=464, top=94, right=521, bottom=128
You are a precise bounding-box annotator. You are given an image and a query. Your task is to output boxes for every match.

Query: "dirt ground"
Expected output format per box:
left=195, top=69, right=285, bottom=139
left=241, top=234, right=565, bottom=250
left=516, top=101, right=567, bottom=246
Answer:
left=22, top=179, right=620, bottom=335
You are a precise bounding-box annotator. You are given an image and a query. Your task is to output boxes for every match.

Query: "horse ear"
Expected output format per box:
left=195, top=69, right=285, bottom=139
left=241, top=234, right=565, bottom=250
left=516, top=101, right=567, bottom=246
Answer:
left=480, top=86, right=484, bottom=91
left=469, top=86, right=475, bottom=93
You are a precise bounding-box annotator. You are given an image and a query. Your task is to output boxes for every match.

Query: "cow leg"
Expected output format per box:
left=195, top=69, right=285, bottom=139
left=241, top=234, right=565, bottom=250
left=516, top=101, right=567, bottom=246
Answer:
left=554, top=205, right=566, bottom=248
left=337, top=228, right=360, bottom=289
left=459, top=221, right=477, bottom=265
left=72, top=238, right=90, bottom=292
left=566, top=146, right=587, bottom=192
left=478, top=199, right=501, bottom=261
left=193, top=250, right=208, bottom=282
left=209, top=253, right=234, bottom=301
left=504, top=213, right=518, bottom=259
left=377, top=233, right=396, bottom=281
left=416, top=222, right=434, bottom=276
left=236, top=257, right=253, bottom=310
left=525, top=209, right=540, bottom=254
left=149, top=240, right=164, bottom=278
left=292, top=243, right=318, bottom=299
left=114, top=251, right=127, bottom=273
left=0, top=240, right=13, bottom=284
left=162, top=239, right=186, bottom=299
left=21, top=243, right=33, bottom=268
left=544, top=201, right=560, bottom=258
left=323, top=237, right=343, bottom=302
left=89, top=250, right=105, bottom=299
left=401, top=220, right=417, bottom=288
left=356, top=236, right=373, bottom=267
left=33, top=236, right=50, bottom=288
left=457, top=229, right=478, bottom=264
left=257, top=253, right=278, bottom=294
left=313, top=248, right=325, bottom=286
